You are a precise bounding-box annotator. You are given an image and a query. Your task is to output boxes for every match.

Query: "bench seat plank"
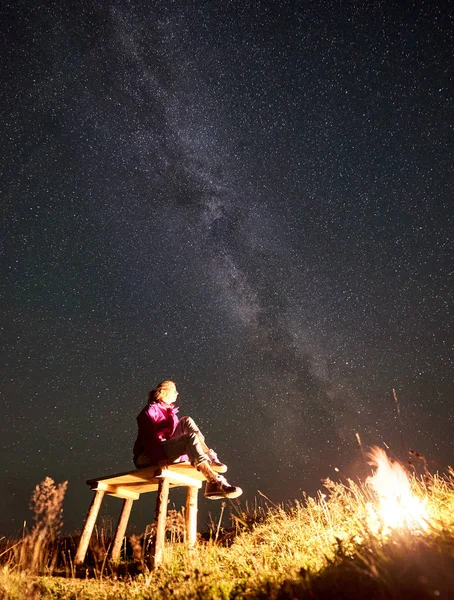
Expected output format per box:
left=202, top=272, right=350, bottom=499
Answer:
left=86, top=462, right=204, bottom=497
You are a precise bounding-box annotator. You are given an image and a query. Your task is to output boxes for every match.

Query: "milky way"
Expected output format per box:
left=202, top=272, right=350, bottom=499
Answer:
left=1, top=1, right=453, bottom=533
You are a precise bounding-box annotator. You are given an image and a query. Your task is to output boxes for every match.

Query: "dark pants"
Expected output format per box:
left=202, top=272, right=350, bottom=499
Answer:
left=135, top=416, right=210, bottom=468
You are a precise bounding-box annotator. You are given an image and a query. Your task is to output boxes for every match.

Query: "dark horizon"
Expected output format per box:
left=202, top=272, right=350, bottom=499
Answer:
left=1, top=0, right=453, bottom=536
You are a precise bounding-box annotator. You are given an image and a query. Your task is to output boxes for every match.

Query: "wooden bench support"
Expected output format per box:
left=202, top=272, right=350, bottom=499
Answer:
left=75, top=489, right=105, bottom=565
left=111, top=498, right=134, bottom=562
left=152, top=478, right=170, bottom=568
left=185, top=486, right=198, bottom=547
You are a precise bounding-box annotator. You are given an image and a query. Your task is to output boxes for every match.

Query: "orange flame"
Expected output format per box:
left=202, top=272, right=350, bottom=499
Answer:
left=366, top=447, right=429, bottom=532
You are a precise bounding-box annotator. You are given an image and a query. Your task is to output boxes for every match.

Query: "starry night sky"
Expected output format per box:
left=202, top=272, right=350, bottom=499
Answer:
left=1, top=1, right=453, bottom=535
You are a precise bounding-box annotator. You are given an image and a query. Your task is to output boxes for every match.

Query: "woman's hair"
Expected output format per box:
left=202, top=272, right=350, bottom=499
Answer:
left=149, top=380, right=176, bottom=403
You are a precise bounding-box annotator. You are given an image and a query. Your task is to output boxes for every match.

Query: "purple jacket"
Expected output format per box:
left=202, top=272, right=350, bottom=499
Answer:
left=133, top=402, right=180, bottom=464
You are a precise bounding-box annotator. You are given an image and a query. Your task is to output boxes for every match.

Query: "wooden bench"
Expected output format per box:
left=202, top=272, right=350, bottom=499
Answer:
left=75, top=462, right=206, bottom=567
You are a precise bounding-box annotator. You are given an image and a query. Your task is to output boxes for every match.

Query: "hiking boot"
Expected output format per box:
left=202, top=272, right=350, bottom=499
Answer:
left=206, top=449, right=227, bottom=473
left=204, top=475, right=243, bottom=500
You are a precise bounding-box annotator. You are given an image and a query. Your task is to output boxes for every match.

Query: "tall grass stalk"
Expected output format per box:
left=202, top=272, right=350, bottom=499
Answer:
left=6, top=478, right=67, bottom=576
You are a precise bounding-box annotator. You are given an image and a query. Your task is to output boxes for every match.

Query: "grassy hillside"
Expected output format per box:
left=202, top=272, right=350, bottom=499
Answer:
left=1, top=454, right=454, bottom=599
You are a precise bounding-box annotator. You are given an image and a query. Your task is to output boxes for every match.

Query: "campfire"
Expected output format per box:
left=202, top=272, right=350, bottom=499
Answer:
left=366, top=446, right=429, bottom=533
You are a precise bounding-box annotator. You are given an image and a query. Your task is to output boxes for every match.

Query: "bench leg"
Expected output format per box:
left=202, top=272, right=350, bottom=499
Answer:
left=185, top=486, right=198, bottom=548
left=152, top=478, right=170, bottom=568
left=111, top=498, right=134, bottom=562
left=75, top=489, right=105, bottom=565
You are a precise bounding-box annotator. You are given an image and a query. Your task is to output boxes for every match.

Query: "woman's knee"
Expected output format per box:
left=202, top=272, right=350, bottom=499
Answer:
left=179, top=416, right=199, bottom=431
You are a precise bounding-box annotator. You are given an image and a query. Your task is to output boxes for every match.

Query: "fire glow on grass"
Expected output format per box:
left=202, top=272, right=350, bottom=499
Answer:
left=366, top=446, right=429, bottom=533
